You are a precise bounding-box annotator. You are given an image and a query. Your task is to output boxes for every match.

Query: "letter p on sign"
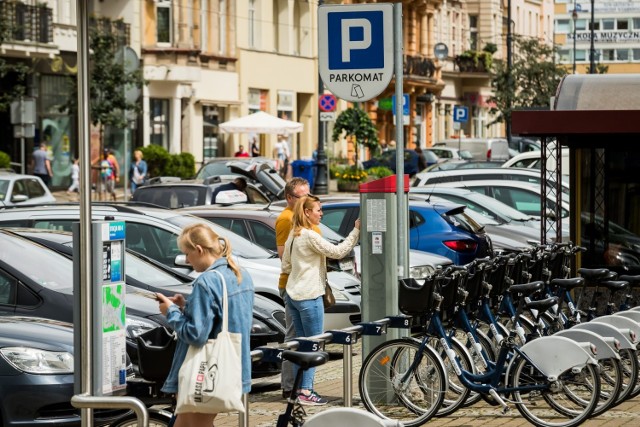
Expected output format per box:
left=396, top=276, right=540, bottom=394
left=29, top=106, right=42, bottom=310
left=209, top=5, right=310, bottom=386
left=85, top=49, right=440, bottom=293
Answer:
left=341, top=19, right=371, bottom=62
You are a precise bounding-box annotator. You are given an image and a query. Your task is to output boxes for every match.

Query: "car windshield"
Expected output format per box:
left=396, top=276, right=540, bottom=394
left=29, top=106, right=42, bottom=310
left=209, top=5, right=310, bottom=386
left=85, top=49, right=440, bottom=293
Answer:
left=195, top=161, right=234, bottom=180
left=463, top=192, right=533, bottom=223
left=165, top=214, right=274, bottom=259
left=460, top=207, right=501, bottom=226
left=0, top=233, right=73, bottom=294
left=318, top=223, right=347, bottom=242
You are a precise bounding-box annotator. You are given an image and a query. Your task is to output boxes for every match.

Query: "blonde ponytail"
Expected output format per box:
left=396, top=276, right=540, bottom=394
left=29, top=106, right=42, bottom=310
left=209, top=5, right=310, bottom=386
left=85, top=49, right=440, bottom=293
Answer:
left=220, top=237, right=242, bottom=282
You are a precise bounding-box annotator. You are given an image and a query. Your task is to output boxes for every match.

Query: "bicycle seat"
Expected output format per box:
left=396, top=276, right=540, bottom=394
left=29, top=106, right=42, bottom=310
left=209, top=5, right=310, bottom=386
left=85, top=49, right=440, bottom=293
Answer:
left=598, top=280, right=629, bottom=292
left=525, top=296, right=559, bottom=312
left=619, top=275, right=640, bottom=286
left=507, top=281, right=544, bottom=296
left=550, top=277, right=584, bottom=291
left=578, top=268, right=611, bottom=281
left=281, top=350, right=329, bottom=370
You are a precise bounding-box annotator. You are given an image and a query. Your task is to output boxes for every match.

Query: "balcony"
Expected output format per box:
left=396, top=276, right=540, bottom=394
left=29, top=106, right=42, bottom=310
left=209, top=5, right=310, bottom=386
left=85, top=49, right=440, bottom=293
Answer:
left=404, top=54, right=437, bottom=79
left=0, top=1, right=53, bottom=44
left=454, top=50, right=493, bottom=73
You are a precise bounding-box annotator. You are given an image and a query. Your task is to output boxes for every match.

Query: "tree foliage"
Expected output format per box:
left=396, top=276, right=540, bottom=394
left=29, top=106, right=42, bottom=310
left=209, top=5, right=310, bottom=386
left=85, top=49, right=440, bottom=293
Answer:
left=489, top=35, right=567, bottom=125
left=61, top=18, right=145, bottom=145
left=331, top=106, right=379, bottom=164
left=0, top=10, right=31, bottom=112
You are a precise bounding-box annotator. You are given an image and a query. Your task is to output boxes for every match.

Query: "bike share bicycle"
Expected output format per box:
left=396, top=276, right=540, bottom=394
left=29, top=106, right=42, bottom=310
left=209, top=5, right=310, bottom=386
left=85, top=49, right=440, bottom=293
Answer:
left=110, top=325, right=403, bottom=426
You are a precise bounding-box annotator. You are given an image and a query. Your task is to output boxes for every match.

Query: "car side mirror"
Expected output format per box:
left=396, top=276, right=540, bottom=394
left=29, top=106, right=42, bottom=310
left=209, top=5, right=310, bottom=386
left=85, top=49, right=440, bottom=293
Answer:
left=174, top=254, right=189, bottom=267
left=11, top=194, right=29, bottom=203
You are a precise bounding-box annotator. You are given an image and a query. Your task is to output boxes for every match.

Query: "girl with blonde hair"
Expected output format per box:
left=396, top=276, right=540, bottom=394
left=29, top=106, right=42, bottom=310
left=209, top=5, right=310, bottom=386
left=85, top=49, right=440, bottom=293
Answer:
left=281, top=196, right=360, bottom=405
left=157, top=223, right=254, bottom=426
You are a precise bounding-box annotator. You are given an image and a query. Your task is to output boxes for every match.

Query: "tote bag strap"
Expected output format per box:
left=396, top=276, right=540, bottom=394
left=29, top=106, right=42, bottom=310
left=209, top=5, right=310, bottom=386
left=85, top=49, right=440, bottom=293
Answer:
left=211, top=269, right=229, bottom=333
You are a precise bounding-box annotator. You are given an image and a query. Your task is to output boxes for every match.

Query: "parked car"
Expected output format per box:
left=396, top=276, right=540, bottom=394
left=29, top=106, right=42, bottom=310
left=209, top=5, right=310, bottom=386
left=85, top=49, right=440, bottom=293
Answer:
left=194, top=157, right=276, bottom=181
left=12, top=228, right=286, bottom=378
left=177, top=204, right=453, bottom=279
left=412, top=167, right=571, bottom=198
left=320, top=199, right=493, bottom=265
left=502, top=148, right=570, bottom=176
left=0, top=172, right=56, bottom=207
left=422, top=160, right=505, bottom=172
left=508, top=136, right=541, bottom=156
left=0, top=315, right=129, bottom=426
left=362, top=149, right=437, bottom=176
left=425, top=146, right=473, bottom=161
left=433, top=138, right=510, bottom=161
left=0, top=204, right=360, bottom=330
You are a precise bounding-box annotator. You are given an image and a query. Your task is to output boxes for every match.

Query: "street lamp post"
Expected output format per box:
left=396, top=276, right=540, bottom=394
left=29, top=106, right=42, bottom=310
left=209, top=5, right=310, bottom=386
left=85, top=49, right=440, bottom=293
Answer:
left=314, top=0, right=328, bottom=194
left=506, top=0, right=513, bottom=146
left=572, top=1, right=578, bottom=74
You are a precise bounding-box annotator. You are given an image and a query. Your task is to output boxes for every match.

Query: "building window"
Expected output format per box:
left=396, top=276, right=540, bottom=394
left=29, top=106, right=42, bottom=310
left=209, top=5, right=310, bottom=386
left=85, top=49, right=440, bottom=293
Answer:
left=248, top=88, right=268, bottom=114
left=203, top=106, right=225, bottom=161
left=617, top=19, right=629, bottom=30
left=556, top=19, right=570, bottom=33
left=589, top=20, right=600, bottom=31
left=633, top=48, right=640, bottom=61
left=557, top=49, right=571, bottom=63
left=602, top=19, right=615, bottom=30
left=248, top=0, right=256, bottom=48
left=219, top=0, right=227, bottom=55
left=200, top=0, right=208, bottom=52
left=157, top=0, right=172, bottom=44
left=617, top=49, right=629, bottom=61
left=150, top=99, right=170, bottom=150
left=602, top=49, right=615, bottom=61
left=575, top=50, right=586, bottom=62
left=469, top=15, right=478, bottom=51
left=575, top=19, right=587, bottom=31
left=634, top=18, right=640, bottom=30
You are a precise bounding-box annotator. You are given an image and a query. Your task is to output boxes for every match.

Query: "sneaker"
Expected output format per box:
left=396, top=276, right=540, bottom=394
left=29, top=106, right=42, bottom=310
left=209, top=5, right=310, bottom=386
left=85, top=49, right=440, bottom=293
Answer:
left=297, top=390, right=328, bottom=406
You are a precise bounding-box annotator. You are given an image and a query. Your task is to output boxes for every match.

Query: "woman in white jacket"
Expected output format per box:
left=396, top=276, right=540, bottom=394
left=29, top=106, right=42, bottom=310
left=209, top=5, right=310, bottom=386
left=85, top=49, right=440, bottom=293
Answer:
left=281, top=195, right=360, bottom=405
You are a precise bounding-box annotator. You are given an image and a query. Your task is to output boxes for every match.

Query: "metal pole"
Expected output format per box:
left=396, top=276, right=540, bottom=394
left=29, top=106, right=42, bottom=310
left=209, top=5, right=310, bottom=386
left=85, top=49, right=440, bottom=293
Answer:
left=506, top=0, right=513, bottom=145
left=394, top=3, right=408, bottom=279
left=123, top=124, right=129, bottom=201
left=589, top=0, right=596, bottom=73
left=20, top=137, right=25, bottom=174
left=314, top=0, right=328, bottom=195
left=75, top=0, right=94, bottom=425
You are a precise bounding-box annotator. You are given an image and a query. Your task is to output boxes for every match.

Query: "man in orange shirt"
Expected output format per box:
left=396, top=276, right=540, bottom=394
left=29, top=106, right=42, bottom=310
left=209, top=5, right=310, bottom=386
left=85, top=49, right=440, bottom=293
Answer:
left=275, top=177, right=321, bottom=397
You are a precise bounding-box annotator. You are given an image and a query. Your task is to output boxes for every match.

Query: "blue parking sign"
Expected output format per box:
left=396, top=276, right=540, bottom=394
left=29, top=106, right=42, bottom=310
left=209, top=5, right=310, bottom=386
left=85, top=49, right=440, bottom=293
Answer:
left=319, top=4, right=394, bottom=102
left=327, top=11, right=384, bottom=70
left=453, top=106, right=469, bottom=123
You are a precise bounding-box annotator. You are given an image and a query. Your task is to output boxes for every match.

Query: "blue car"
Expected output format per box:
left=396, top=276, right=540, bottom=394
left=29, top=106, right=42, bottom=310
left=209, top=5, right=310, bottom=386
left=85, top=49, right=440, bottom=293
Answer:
left=321, top=199, right=493, bottom=265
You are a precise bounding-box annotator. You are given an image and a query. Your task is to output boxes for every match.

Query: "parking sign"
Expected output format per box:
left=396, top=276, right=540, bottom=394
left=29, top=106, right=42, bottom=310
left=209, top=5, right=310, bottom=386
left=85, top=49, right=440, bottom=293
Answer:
left=453, top=106, right=469, bottom=123
left=319, top=4, right=394, bottom=102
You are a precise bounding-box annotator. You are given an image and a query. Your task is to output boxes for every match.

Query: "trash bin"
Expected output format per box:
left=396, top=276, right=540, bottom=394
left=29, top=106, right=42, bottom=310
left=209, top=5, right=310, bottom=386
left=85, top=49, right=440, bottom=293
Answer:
left=291, top=159, right=317, bottom=189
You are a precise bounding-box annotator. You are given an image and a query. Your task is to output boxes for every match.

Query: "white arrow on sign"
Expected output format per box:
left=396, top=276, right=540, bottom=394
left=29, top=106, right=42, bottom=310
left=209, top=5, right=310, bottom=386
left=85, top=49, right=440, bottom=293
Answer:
left=318, top=4, right=394, bottom=103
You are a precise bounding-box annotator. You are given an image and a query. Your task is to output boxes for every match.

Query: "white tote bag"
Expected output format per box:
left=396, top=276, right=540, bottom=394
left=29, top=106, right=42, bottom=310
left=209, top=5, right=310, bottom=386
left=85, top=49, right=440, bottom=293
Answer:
left=175, top=271, right=245, bottom=414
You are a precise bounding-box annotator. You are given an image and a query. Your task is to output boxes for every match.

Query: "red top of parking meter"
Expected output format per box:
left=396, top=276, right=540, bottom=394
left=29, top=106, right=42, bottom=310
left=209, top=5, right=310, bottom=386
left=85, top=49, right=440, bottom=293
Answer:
left=359, top=175, right=409, bottom=193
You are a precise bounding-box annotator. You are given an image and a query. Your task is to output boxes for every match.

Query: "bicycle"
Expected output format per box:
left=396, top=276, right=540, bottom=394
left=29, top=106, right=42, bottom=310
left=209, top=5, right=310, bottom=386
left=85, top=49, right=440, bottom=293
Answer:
left=360, top=276, right=602, bottom=427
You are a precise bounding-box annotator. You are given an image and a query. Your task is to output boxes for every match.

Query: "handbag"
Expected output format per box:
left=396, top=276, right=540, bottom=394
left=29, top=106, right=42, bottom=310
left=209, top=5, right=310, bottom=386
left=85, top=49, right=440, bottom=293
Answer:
left=175, top=270, right=245, bottom=414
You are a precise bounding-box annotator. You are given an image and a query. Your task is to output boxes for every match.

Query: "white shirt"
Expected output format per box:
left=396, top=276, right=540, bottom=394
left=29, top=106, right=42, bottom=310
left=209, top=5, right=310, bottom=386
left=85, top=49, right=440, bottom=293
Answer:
left=281, top=227, right=360, bottom=301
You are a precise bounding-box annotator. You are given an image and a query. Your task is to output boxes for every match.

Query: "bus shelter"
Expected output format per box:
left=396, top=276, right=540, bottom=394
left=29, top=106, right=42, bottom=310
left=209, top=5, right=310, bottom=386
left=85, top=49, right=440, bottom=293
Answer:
left=512, top=74, right=640, bottom=275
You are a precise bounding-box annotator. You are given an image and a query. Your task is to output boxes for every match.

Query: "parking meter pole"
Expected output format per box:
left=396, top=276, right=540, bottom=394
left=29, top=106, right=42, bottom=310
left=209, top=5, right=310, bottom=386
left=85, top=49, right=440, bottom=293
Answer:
left=75, top=0, right=94, bottom=424
left=360, top=176, right=408, bottom=356
left=394, top=3, right=409, bottom=280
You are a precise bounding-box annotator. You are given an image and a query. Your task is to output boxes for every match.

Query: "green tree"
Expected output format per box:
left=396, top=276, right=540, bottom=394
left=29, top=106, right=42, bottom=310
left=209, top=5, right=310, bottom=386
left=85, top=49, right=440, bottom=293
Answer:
left=61, top=18, right=145, bottom=151
left=0, top=7, right=31, bottom=112
left=331, top=106, right=379, bottom=165
left=489, top=35, right=567, bottom=126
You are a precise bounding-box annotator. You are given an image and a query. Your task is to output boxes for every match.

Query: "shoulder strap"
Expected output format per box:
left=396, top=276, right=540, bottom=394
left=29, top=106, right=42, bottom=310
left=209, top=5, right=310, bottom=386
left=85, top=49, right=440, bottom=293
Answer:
left=210, top=270, right=229, bottom=333
left=289, top=236, right=295, bottom=257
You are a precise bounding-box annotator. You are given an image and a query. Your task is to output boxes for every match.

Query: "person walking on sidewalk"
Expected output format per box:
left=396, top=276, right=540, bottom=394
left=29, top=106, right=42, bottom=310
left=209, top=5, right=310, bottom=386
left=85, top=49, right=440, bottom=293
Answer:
left=275, top=177, right=316, bottom=399
left=31, top=143, right=53, bottom=187
left=129, top=149, right=148, bottom=194
left=281, top=195, right=360, bottom=405
left=67, top=158, right=80, bottom=195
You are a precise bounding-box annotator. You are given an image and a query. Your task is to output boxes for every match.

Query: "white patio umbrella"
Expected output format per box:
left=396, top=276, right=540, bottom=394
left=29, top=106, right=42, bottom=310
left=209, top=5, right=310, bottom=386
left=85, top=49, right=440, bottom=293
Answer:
left=219, top=111, right=304, bottom=135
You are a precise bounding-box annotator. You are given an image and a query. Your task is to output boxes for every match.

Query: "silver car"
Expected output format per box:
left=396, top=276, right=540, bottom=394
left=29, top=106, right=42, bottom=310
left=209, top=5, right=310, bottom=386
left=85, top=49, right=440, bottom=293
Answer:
left=0, top=172, right=56, bottom=207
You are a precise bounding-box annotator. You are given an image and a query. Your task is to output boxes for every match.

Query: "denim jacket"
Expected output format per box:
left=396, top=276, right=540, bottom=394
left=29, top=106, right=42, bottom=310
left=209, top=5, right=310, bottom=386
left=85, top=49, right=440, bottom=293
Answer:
left=161, top=258, right=255, bottom=395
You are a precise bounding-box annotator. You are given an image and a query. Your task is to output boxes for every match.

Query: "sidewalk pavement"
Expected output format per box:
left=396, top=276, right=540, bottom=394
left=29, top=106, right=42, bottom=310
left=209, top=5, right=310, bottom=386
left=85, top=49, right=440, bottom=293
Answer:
left=213, top=342, right=640, bottom=427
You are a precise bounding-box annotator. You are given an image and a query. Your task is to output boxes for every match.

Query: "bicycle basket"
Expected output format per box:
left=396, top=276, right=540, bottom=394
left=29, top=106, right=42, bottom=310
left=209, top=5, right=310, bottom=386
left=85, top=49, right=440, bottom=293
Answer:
left=398, top=277, right=436, bottom=316
left=136, top=326, right=177, bottom=382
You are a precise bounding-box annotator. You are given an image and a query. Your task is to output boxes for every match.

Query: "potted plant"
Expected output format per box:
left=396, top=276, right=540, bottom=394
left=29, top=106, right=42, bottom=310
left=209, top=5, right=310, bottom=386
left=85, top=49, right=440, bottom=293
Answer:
left=335, top=166, right=368, bottom=192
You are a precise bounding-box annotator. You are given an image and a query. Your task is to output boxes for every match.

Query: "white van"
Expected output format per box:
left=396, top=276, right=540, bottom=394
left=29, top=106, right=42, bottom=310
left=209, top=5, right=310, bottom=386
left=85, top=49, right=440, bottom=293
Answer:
left=434, top=138, right=510, bottom=162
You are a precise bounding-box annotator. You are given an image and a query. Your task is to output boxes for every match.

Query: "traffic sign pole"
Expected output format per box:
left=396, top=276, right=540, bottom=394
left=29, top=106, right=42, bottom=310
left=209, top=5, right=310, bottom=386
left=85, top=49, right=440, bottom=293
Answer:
left=394, top=3, right=409, bottom=283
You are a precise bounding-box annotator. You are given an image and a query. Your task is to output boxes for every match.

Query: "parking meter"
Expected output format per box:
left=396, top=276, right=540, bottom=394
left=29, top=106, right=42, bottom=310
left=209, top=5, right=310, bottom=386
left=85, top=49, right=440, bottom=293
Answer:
left=360, top=175, right=409, bottom=355
left=73, top=221, right=127, bottom=396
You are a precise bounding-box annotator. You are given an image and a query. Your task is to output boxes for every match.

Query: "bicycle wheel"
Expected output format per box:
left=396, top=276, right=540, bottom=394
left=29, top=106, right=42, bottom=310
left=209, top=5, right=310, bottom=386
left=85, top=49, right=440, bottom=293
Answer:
left=427, top=336, right=475, bottom=415
left=628, top=349, right=640, bottom=399
left=510, top=355, right=600, bottom=427
left=359, top=338, right=446, bottom=427
left=109, top=410, right=173, bottom=427
left=590, top=357, right=623, bottom=416
left=614, top=348, right=640, bottom=404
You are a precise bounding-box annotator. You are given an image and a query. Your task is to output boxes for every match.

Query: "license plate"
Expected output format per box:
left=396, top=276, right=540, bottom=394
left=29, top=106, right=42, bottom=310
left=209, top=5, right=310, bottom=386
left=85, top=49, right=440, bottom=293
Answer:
left=339, top=259, right=355, bottom=272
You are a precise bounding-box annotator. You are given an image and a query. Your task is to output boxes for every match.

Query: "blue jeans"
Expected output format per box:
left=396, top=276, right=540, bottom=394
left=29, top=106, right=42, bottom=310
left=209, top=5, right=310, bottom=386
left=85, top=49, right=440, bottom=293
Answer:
left=286, top=295, right=324, bottom=391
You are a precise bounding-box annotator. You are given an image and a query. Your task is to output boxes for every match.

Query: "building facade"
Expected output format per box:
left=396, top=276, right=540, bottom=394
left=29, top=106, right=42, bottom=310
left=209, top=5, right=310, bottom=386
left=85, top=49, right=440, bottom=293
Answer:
left=555, top=0, right=640, bottom=74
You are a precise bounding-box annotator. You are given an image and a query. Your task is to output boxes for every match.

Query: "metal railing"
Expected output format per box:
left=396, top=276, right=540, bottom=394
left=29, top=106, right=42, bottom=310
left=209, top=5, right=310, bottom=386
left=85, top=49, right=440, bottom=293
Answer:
left=239, top=315, right=412, bottom=427
left=0, top=1, right=53, bottom=44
